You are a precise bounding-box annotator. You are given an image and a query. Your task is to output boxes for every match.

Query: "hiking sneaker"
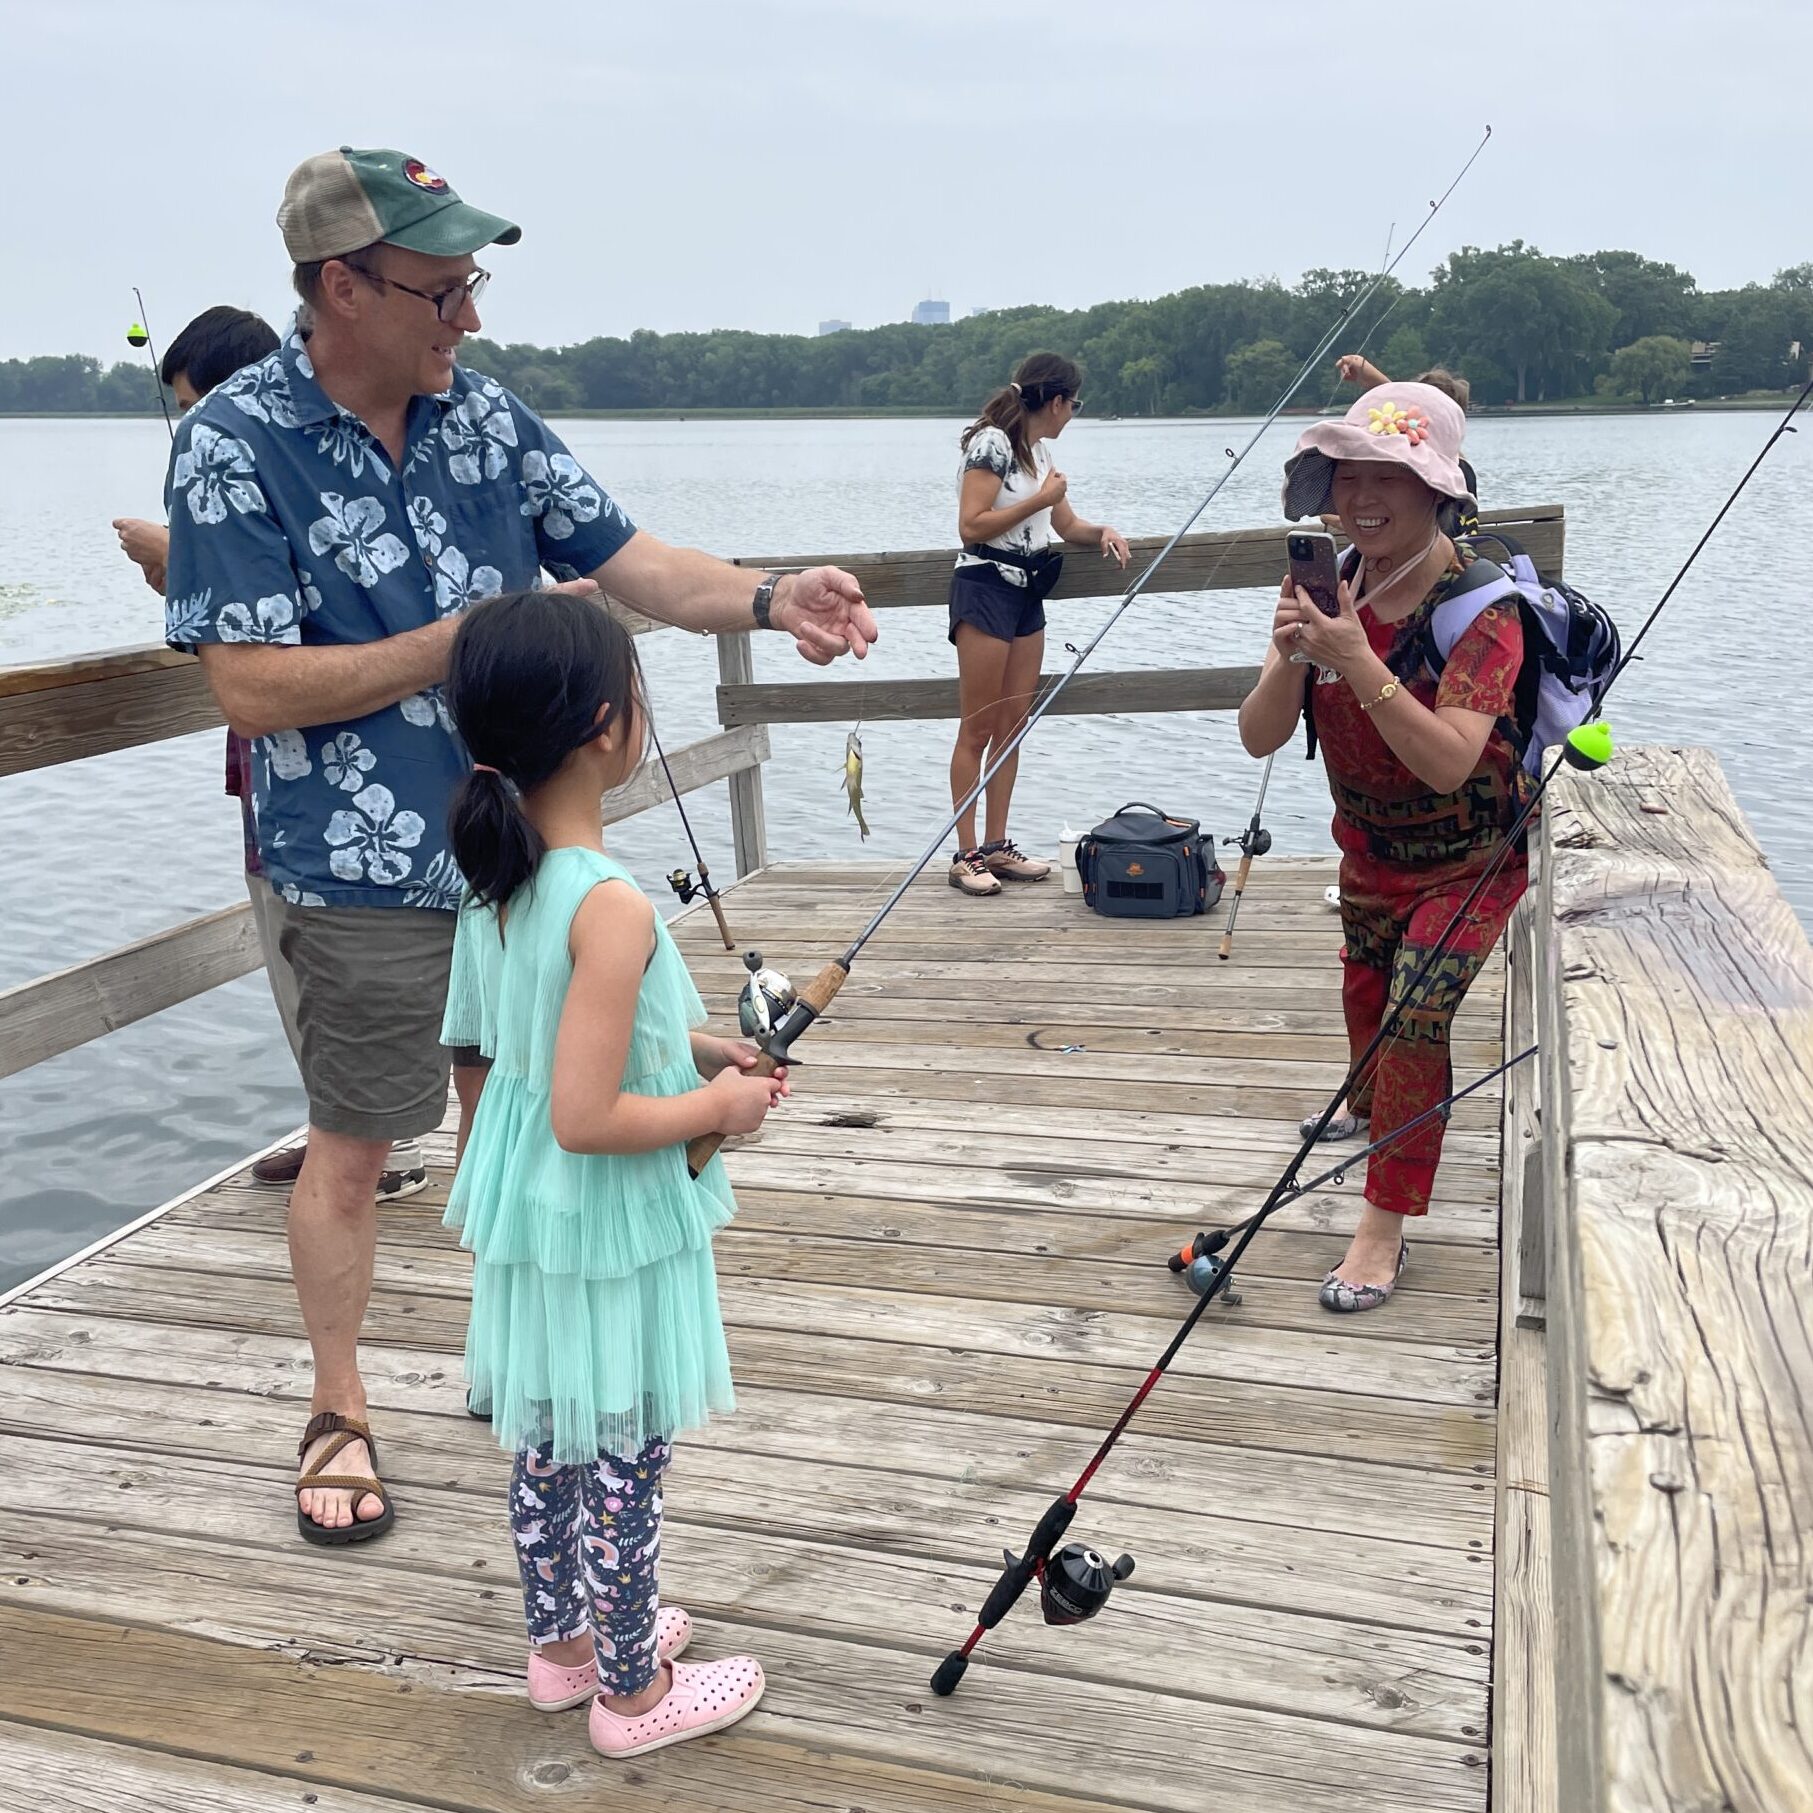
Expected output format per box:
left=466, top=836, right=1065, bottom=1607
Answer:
left=251, top=1143, right=308, bottom=1187
left=589, top=1656, right=765, bottom=1758
left=949, top=849, right=1003, bottom=896
left=981, top=839, right=1051, bottom=883
left=376, top=1139, right=428, bottom=1204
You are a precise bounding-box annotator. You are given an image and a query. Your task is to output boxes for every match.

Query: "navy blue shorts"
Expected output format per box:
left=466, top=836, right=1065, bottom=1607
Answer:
left=948, top=563, right=1047, bottom=645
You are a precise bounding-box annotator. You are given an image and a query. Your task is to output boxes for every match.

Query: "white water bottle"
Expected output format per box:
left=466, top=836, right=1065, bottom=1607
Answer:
left=1058, top=822, right=1084, bottom=894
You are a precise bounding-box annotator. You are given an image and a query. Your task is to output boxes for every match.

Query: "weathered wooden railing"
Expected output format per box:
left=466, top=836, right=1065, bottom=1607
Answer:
left=0, top=502, right=1562, bottom=1081
left=1504, top=745, right=1813, bottom=1812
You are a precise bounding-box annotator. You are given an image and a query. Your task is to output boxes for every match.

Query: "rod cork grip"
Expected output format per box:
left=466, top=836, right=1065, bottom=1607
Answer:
left=684, top=960, right=849, bottom=1177
left=796, top=958, right=851, bottom=1017
left=707, top=892, right=734, bottom=951
left=1218, top=855, right=1255, bottom=960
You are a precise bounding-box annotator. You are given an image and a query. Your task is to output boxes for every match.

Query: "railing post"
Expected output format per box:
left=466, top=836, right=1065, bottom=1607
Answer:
left=716, top=631, right=767, bottom=877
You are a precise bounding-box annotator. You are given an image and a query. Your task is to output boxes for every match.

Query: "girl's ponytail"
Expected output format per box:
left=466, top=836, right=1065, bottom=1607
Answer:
left=448, top=767, right=546, bottom=913
left=444, top=588, right=641, bottom=913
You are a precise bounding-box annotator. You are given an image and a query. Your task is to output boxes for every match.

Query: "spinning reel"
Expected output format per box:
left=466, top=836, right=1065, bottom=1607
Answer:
left=736, top=951, right=798, bottom=1046
left=664, top=863, right=734, bottom=950
left=1168, top=1230, right=1243, bottom=1306
left=932, top=1493, right=1135, bottom=1696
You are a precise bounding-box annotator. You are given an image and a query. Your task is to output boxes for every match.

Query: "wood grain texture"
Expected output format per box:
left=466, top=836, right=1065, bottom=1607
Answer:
left=718, top=662, right=1262, bottom=727
left=0, top=903, right=261, bottom=1081
left=0, top=853, right=1504, bottom=1810
left=1543, top=746, right=1813, bottom=1813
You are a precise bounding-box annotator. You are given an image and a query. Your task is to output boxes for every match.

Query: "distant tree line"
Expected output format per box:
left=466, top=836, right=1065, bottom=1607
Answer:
left=6, top=245, right=1810, bottom=416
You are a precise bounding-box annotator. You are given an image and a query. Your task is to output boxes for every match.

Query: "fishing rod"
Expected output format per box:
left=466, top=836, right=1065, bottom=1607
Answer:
left=1168, top=1044, right=1535, bottom=1296
left=1216, top=753, right=1273, bottom=960
left=644, top=713, right=735, bottom=950
left=921, top=1038, right=1537, bottom=1698
left=929, top=368, right=1813, bottom=1699
left=126, top=288, right=175, bottom=439
left=682, top=125, right=1495, bottom=1180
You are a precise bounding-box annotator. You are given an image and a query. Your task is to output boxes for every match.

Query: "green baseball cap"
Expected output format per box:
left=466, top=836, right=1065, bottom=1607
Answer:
left=278, top=147, right=521, bottom=262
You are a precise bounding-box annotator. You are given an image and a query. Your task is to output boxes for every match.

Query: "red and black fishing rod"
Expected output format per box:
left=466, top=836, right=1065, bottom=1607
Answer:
left=931, top=368, right=1813, bottom=1698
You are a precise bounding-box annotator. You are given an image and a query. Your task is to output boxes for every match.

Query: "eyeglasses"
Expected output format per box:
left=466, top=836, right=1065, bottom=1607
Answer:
left=1064, top=395, right=1084, bottom=414
left=346, top=262, right=490, bottom=324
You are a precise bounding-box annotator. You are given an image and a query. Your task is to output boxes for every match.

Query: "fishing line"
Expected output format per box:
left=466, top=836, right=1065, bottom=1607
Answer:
left=639, top=687, right=735, bottom=951
left=841, top=126, right=1494, bottom=974
left=927, top=362, right=1812, bottom=1702
left=681, top=126, right=1496, bottom=1143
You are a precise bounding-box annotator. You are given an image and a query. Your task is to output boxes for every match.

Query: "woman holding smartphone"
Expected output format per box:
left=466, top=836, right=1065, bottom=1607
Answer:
left=945, top=353, right=1129, bottom=897
left=1238, top=381, right=1526, bottom=1313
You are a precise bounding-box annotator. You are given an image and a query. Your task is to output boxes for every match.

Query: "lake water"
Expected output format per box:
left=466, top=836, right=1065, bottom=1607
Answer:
left=2, top=409, right=1808, bottom=1295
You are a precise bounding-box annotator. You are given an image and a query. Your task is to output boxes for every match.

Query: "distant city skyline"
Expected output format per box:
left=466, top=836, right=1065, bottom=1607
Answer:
left=911, top=298, right=951, bottom=326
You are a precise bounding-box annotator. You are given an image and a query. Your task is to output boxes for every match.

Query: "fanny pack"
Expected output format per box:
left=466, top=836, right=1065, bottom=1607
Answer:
left=964, top=542, right=1065, bottom=600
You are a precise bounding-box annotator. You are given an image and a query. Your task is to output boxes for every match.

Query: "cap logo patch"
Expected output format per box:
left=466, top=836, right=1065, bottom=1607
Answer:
left=403, top=159, right=449, bottom=193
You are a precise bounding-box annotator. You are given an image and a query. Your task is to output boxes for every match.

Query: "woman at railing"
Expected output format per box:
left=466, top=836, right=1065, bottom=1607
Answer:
left=1236, top=382, right=1527, bottom=1313
left=946, top=353, right=1128, bottom=897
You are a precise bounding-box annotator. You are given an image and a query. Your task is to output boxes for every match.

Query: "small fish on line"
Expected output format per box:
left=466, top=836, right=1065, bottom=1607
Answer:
left=839, top=728, right=870, bottom=840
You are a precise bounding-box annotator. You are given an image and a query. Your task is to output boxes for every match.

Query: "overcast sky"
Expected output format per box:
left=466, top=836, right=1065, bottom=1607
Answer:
left=3, top=0, right=1805, bottom=364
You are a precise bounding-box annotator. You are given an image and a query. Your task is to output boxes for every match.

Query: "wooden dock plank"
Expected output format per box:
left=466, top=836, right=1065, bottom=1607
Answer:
left=0, top=1723, right=428, bottom=1813
left=0, top=856, right=1499, bottom=1811
left=0, top=1603, right=1489, bottom=1813
left=0, top=1358, right=1491, bottom=1633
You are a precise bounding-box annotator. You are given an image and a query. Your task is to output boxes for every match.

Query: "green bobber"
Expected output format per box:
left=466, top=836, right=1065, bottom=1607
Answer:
left=1564, top=720, right=1614, bottom=771
left=126, top=322, right=151, bottom=348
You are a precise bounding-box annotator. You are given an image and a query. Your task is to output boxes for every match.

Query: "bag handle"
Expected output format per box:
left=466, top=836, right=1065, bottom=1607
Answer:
left=1111, top=802, right=1172, bottom=821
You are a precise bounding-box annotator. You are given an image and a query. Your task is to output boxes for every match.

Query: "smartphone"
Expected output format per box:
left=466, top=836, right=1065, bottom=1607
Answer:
left=1287, top=530, right=1342, bottom=618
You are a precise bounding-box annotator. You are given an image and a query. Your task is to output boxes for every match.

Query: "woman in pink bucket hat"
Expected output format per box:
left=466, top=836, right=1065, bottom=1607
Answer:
left=1238, top=381, right=1529, bottom=1313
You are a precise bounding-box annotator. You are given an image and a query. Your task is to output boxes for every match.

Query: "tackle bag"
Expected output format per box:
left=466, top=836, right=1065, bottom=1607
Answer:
left=1075, top=803, right=1225, bottom=919
left=1304, top=534, right=1621, bottom=775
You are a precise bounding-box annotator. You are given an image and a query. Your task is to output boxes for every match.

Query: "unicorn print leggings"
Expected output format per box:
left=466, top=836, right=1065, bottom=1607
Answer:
left=509, top=1434, right=673, bottom=1696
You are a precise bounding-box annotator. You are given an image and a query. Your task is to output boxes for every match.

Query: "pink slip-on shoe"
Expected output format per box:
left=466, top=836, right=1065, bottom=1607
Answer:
left=527, top=1605, right=694, bottom=1712
left=588, top=1656, right=765, bottom=1758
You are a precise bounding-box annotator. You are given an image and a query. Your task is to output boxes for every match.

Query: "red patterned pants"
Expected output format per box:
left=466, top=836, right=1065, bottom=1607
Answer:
left=1337, top=851, right=1526, bottom=1217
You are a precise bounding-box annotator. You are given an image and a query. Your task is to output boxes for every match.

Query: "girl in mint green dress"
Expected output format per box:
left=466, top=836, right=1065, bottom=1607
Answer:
left=441, top=588, right=785, bottom=1761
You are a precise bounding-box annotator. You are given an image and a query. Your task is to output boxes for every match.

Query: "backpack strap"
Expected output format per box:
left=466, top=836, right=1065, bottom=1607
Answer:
left=1427, top=558, right=1521, bottom=665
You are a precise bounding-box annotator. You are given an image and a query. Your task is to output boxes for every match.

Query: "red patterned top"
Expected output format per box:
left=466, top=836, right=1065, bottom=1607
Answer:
left=1309, top=553, right=1527, bottom=868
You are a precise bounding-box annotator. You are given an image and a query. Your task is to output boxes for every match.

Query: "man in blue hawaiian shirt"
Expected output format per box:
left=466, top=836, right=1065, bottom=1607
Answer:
left=164, top=147, right=878, bottom=1545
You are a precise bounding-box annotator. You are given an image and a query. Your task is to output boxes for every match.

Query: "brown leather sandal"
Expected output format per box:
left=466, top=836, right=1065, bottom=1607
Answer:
left=296, top=1410, right=396, bottom=1546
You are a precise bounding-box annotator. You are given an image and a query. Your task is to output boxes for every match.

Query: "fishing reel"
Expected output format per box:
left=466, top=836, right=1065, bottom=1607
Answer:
left=737, top=950, right=797, bottom=1043
left=1040, top=1542, right=1137, bottom=1626
left=932, top=1494, right=1135, bottom=1697
left=1167, top=1230, right=1243, bottom=1306
left=1224, top=824, right=1272, bottom=859
left=667, top=867, right=707, bottom=905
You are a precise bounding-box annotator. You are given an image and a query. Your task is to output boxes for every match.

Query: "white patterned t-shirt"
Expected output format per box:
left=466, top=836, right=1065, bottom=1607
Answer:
left=954, top=425, right=1054, bottom=590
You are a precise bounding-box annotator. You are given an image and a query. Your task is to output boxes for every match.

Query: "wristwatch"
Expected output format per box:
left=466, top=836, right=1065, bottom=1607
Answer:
left=752, top=573, right=784, bottom=631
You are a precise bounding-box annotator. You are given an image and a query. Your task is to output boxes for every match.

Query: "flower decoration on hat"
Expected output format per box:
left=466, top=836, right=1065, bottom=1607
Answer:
left=1365, top=399, right=1431, bottom=445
